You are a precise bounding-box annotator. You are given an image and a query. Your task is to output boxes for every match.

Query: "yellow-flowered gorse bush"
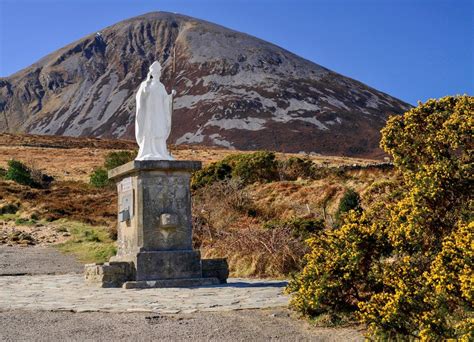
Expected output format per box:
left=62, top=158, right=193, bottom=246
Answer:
left=286, top=95, right=473, bottom=340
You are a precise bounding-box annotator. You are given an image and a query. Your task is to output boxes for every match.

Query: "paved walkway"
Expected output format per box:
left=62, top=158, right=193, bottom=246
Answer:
left=0, top=274, right=289, bottom=313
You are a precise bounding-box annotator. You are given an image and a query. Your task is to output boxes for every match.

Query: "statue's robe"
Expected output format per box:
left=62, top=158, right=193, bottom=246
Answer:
left=135, top=77, right=173, bottom=160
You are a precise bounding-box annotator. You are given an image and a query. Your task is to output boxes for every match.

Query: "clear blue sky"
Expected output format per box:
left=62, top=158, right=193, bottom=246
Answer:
left=0, top=0, right=472, bottom=105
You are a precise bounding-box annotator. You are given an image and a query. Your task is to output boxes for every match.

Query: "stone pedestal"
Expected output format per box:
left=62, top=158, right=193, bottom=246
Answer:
left=85, top=160, right=228, bottom=288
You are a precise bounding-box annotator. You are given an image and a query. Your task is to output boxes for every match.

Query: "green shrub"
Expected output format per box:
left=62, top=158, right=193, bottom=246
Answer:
left=89, top=167, right=110, bottom=188
left=104, top=150, right=136, bottom=170
left=4, top=159, right=53, bottom=188
left=192, top=151, right=279, bottom=189
left=15, top=217, right=36, bottom=226
left=88, top=150, right=135, bottom=188
left=231, top=151, right=279, bottom=184
left=5, top=160, right=37, bottom=187
left=192, top=161, right=232, bottom=189
left=278, top=157, right=315, bottom=180
left=0, top=203, right=19, bottom=215
left=335, top=188, right=361, bottom=225
left=286, top=211, right=390, bottom=318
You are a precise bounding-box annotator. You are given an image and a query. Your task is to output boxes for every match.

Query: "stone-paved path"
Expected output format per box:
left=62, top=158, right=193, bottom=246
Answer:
left=0, top=246, right=364, bottom=341
left=0, top=246, right=289, bottom=313
left=0, top=274, right=289, bottom=313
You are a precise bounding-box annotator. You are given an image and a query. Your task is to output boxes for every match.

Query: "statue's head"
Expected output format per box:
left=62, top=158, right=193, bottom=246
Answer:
left=149, top=61, right=162, bottom=79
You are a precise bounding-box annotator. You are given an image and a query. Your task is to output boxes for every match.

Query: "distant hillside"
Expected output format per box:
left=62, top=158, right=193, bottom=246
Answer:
left=0, top=12, right=410, bottom=158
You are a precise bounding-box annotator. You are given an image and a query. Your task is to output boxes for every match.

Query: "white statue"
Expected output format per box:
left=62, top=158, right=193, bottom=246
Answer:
left=135, top=61, right=176, bottom=161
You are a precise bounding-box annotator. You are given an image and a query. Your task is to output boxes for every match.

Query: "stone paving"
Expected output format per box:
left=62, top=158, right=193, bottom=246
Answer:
left=0, top=274, right=289, bottom=313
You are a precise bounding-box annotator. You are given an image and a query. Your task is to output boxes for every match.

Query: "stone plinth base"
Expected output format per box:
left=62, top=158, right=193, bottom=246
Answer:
left=85, top=257, right=229, bottom=288
left=84, top=160, right=229, bottom=289
left=202, top=259, right=229, bottom=284
left=112, top=250, right=203, bottom=281
left=123, top=277, right=220, bottom=289
left=84, top=262, right=135, bottom=288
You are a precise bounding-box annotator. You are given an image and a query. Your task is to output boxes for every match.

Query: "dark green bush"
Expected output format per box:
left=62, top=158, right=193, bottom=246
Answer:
left=0, top=202, right=19, bottom=215
left=278, top=157, right=315, bottom=180
left=89, top=168, right=110, bottom=188
left=192, top=151, right=355, bottom=189
left=15, top=217, right=36, bottom=226
left=192, top=151, right=279, bottom=189
left=335, top=188, right=361, bottom=224
left=5, top=160, right=38, bottom=187
left=4, top=160, right=53, bottom=188
left=263, top=217, right=325, bottom=239
left=104, top=151, right=136, bottom=170
left=231, top=151, right=279, bottom=184
left=88, top=150, right=135, bottom=188
left=192, top=161, right=232, bottom=189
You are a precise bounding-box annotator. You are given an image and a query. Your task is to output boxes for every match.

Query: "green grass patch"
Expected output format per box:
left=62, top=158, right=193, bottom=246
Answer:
left=0, top=213, right=19, bottom=221
left=14, top=217, right=37, bottom=226
left=55, top=220, right=116, bottom=263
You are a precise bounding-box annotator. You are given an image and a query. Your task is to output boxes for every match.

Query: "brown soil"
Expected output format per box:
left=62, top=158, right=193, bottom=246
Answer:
left=0, top=221, right=73, bottom=247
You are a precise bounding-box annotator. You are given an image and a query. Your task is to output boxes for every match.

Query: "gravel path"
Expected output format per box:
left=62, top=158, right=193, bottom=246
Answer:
left=0, top=245, right=83, bottom=275
left=0, top=309, right=363, bottom=341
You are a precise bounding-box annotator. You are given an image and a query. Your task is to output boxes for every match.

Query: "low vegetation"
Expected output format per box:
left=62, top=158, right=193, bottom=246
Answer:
left=89, top=168, right=110, bottom=188
left=334, top=188, right=361, bottom=226
left=4, top=159, right=53, bottom=188
left=0, top=202, right=19, bottom=215
left=89, top=150, right=136, bottom=188
left=192, top=151, right=337, bottom=189
left=0, top=178, right=116, bottom=225
left=286, top=96, right=473, bottom=340
left=191, top=159, right=390, bottom=278
left=0, top=167, right=6, bottom=178
left=3, top=98, right=469, bottom=339
left=104, top=150, right=136, bottom=170
left=55, top=220, right=116, bottom=263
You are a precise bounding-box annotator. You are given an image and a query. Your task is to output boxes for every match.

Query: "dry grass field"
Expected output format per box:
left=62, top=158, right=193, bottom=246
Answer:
left=0, top=133, right=396, bottom=276
left=0, top=133, right=380, bottom=182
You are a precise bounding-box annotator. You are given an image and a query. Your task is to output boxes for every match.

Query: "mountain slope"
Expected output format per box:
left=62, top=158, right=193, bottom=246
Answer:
left=0, top=12, right=410, bottom=158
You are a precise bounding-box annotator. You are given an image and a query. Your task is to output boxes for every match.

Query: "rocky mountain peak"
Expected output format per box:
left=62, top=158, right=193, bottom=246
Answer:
left=0, top=11, right=410, bottom=158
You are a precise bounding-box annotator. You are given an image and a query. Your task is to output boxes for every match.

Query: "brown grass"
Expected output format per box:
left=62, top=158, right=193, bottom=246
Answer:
left=0, top=133, right=397, bottom=277
left=192, top=180, right=309, bottom=277
left=0, top=133, right=380, bottom=182
left=0, top=179, right=116, bottom=226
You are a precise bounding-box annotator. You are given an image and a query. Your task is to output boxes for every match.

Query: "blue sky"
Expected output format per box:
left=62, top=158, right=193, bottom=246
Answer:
left=0, top=0, right=472, bottom=105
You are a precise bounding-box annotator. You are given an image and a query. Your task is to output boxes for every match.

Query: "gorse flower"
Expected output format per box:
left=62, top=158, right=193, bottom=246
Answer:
left=286, top=95, right=473, bottom=340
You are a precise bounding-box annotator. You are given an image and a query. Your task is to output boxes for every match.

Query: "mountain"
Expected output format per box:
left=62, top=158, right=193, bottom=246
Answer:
left=0, top=12, right=410, bottom=158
